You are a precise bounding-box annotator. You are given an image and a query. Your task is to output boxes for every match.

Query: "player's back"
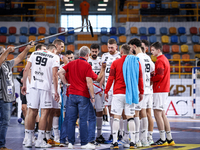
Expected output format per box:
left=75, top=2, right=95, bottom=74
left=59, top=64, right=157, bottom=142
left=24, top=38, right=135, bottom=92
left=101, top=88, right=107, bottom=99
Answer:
left=29, top=50, right=59, bottom=91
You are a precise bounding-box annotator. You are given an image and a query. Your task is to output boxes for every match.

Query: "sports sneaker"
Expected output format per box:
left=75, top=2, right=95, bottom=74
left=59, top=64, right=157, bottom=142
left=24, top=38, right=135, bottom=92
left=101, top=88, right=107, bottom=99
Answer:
left=59, top=143, right=67, bottom=147
left=81, top=143, right=95, bottom=149
left=0, top=147, right=12, bottom=150
left=68, top=143, right=74, bottom=149
left=22, top=138, right=27, bottom=145
left=47, top=139, right=60, bottom=146
left=118, top=135, right=123, bottom=141
left=110, top=142, right=119, bottom=149
left=25, top=139, right=32, bottom=148
left=90, top=141, right=100, bottom=147
left=35, top=140, right=52, bottom=148
left=96, top=135, right=105, bottom=143
left=109, top=134, right=113, bottom=141
left=166, top=138, right=175, bottom=146
left=136, top=141, right=142, bottom=148
left=121, top=139, right=129, bottom=148
left=142, top=140, right=150, bottom=147
left=148, top=138, right=154, bottom=145
left=129, top=142, right=136, bottom=149
left=151, top=138, right=168, bottom=146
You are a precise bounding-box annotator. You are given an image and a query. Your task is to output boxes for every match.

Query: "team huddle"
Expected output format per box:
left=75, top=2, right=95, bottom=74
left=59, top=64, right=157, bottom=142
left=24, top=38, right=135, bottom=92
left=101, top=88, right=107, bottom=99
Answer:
left=19, top=37, right=175, bottom=149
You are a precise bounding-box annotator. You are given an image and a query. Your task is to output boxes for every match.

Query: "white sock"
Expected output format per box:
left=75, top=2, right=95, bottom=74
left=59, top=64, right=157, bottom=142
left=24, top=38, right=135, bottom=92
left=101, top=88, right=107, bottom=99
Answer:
left=119, top=118, right=124, bottom=136
left=123, top=120, right=129, bottom=140
left=110, top=117, right=114, bottom=135
left=139, top=119, right=143, bottom=141
left=128, top=119, right=135, bottom=143
left=46, top=131, right=51, bottom=140
left=112, top=118, right=120, bottom=143
left=134, top=117, right=140, bottom=143
left=96, top=117, right=103, bottom=137
left=53, top=117, right=60, bottom=141
left=159, top=130, right=165, bottom=141
left=24, top=129, right=28, bottom=140
left=148, top=131, right=153, bottom=140
left=26, top=130, right=33, bottom=141
left=166, top=131, right=172, bottom=140
left=38, top=130, right=45, bottom=141
left=141, top=117, right=148, bottom=142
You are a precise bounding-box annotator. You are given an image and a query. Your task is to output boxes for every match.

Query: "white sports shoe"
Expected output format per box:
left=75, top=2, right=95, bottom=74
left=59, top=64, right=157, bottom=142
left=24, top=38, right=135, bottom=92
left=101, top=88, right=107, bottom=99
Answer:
left=148, top=138, right=154, bottom=145
left=81, top=143, right=95, bottom=149
left=25, top=139, right=32, bottom=148
left=35, top=140, right=52, bottom=148
left=23, top=138, right=27, bottom=145
left=68, top=143, right=74, bottom=149
left=136, top=141, right=142, bottom=148
left=142, top=140, right=150, bottom=147
left=121, top=139, right=130, bottom=148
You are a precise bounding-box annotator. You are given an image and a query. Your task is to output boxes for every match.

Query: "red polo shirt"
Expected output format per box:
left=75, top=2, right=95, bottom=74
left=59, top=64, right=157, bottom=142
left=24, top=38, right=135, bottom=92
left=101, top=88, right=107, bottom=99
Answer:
left=105, top=55, right=144, bottom=95
left=63, top=57, right=97, bottom=98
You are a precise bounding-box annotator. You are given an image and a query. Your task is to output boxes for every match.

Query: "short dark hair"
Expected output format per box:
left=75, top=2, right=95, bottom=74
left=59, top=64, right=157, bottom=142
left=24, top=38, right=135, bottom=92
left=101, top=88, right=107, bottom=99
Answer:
left=121, top=44, right=130, bottom=54
left=141, top=39, right=149, bottom=47
left=90, top=44, right=99, bottom=50
left=53, top=38, right=64, bottom=45
left=47, top=44, right=57, bottom=50
left=128, top=38, right=141, bottom=47
left=66, top=50, right=74, bottom=55
left=35, top=44, right=45, bottom=51
left=141, top=46, right=145, bottom=53
left=108, top=38, right=117, bottom=45
left=151, top=42, right=163, bottom=52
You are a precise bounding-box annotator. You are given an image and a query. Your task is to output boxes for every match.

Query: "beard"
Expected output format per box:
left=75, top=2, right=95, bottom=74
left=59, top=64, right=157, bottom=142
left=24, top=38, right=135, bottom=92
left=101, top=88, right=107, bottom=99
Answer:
left=92, top=55, right=97, bottom=59
left=132, top=50, right=136, bottom=55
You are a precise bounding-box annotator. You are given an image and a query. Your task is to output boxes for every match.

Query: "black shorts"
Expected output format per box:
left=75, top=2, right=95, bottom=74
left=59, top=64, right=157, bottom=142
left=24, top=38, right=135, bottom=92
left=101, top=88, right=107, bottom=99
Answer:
left=20, top=92, right=27, bottom=104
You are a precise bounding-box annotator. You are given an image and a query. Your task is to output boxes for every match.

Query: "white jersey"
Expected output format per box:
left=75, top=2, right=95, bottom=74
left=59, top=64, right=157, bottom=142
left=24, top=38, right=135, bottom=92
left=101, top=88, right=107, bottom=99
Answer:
left=146, top=54, right=155, bottom=94
left=101, top=52, right=121, bottom=87
left=28, top=50, right=60, bottom=91
left=137, top=53, right=154, bottom=94
left=88, top=57, right=101, bottom=86
left=52, top=64, right=62, bottom=94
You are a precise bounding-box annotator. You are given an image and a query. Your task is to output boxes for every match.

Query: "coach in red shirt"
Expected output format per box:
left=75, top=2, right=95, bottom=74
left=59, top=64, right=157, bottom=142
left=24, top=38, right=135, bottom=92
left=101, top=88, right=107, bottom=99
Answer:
left=150, top=42, right=175, bottom=146
left=58, top=46, right=96, bottom=149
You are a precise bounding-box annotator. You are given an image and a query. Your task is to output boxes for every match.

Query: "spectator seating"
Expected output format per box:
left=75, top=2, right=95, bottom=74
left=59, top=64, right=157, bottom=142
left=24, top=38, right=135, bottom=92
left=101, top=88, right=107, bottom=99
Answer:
left=0, top=27, right=7, bottom=34
left=28, top=35, right=36, bottom=42
left=17, top=63, right=24, bottom=72
left=140, top=36, right=147, bottom=40
left=184, top=63, right=192, bottom=72
left=67, top=35, right=75, bottom=44
left=19, top=35, right=27, bottom=43
left=169, top=27, right=176, bottom=34
left=29, top=46, right=35, bottom=52
left=131, top=35, right=139, bottom=39
left=161, top=35, right=169, bottom=43
left=150, top=1, right=155, bottom=8
left=49, top=27, right=57, bottom=34
left=149, top=35, right=157, bottom=43
left=58, top=35, right=65, bottom=42
left=8, top=35, right=16, bottom=43
left=77, top=44, right=92, bottom=50
left=19, top=46, right=26, bottom=53
left=38, top=36, right=45, bottom=43
left=171, top=35, right=178, bottom=43
left=38, top=27, right=46, bottom=34
left=7, top=54, right=14, bottom=60
left=170, top=64, right=173, bottom=72
left=0, top=35, right=6, bottom=43
left=29, top=27, right=37, bottom=34
left=193, top=44, right=200, bottom=52
left=165, top=53, right=171, bottom=59
left=195, top=54, right=200, bottom=58
left=181, top=44, right=188, bottom=52
left=178, top=27, right=186, bottom=34
left=9, top=27, right=16, bottom=34
left=0, top=45, right=5, bottom=48
left=20, top=27, right=28, bottom=35
left=141, top=1, right=148, bottom=8
left=160, top=27, right=167, bottom=35
left=58, top=27, right=65, bottom=33
left=190, top=27, right=197, bottom=34
left=180, top=35, right=187, bottom=43
left=110, top=36, right=118, bottom=43
left=119, top=35, right=126, bottom=43
left=148, top=27, right=156, bottom=34
left=49, top=36, right=57, bottom=43
left=182, top=54, right=190, bottom=62
left=171, top=1, right=178, bottom=8
left=163, top=45, right=170, bottom=53
left=130, top=27, right=137, bottom=34
left=175, top=64, right=182, bottom=72
left=101, top=45, right=108, bottom=53
left=118, top=27, right=126, bottom=35
left=151, top=55, right=157, bottom=62
left=173, top=54, right=181, bottom=60
left=110, top=27, right=117, bottom=35
left=101, top=36, right=109, bottom=44
left=67, top=44, right=75, bottom=52
left=139, top=27, right=146, bottom=35
left=171, top=45, right=179, bottom=53
left=68, top=27, right=74, bottom=34
left=101, top=27, right=107, bottom=35
left=192, top=35, right=199, bottom=44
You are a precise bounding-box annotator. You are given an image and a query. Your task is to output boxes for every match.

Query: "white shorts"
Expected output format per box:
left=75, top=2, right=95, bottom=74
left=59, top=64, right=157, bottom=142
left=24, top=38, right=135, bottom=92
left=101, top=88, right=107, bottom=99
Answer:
left=28, top=88, right=53, bottom=109
left=52, top=93, right=61, bottom=109
left=104, top=90, right=113, bottom=106
left=94, top=93, right=104, bottom=112
left=153, top=93, right=168, bottom=110
left=111, top=94, right=135, bottom=116
left=26, top=93, right=30, bottom=108
left=146, top=94, right=153, bottom=109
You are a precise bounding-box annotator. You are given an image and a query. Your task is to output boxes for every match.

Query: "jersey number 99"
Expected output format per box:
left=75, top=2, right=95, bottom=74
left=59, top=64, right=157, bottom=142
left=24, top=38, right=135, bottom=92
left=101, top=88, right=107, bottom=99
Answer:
left=36, top=56, right=48, bottom=66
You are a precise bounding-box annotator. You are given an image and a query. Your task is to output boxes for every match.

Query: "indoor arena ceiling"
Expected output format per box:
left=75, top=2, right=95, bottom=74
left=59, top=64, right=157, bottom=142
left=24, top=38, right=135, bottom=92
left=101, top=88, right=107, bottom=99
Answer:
left=61, top=0, right=113, bottom=15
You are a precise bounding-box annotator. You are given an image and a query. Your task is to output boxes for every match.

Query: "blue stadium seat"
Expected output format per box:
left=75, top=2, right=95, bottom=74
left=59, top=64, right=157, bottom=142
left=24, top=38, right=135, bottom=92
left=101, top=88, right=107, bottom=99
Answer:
left=150, top=1, right=155, bottom=8
left=148, top=27, right=156, bottom=34
left=131, top=35, right=139, bottom=39
left=180, top=10, right=187, bottom=15
left=20, top=27, right=28, bottom=35
left=19, top=35, right=27, bottom=44
left=110, top=36, right=118, bottom=43
left=180, top=35, right=187, bottom=43
left=160, top=27, right=167, bottom=35
left=67, top=35, right=75, bottom=44
left=8, top=35, right=16, bottom=43
left=110, top=27, right=116, bottom=35
left=140, top=36, right=147, bottom=41
left=101, top=27, right=107, bottom=35
left=49, top=37, right=57, bottom=43
left=180, top=1, right=185, bottom=8
left=149, top=35, right=157, bottom=43
left=139, top=27, right=146, bottom=35
left=58, top=35, right=65, bottom=42
left=165, top=54, right=171, bottom=59
left=118, top=27, right=126, bottom=35
left=68, top=27, right=74, bottom=34
left=29, top=27, right=37, bottom=34
left=178, top=27, right=186, bottom=34
left=161, top=4, right=165, bottom=8
left=0, top=26, right=7, bottom=34
left=101, top=36, right=109, bottom=44
left=171, top=35, right=178, bottom=43
left=192, top=35, right=199, bottom=44
left=49, top=27, right=57, bottom=35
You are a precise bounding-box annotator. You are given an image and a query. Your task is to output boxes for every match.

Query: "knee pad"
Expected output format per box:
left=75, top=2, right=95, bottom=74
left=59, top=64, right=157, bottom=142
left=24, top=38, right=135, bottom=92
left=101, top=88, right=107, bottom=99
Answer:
left=127, top=118, right=134, bottom=122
